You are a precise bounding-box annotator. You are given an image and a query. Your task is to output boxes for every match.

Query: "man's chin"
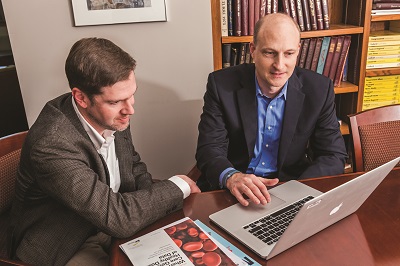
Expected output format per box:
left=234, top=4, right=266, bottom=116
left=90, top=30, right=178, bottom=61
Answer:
left=112, top=123, right=130, bottom=132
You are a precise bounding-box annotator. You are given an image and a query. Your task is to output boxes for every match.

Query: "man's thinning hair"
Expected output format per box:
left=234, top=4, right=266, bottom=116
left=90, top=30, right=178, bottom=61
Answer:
left=65, top=37, right=136, bottom=98
left=253, top=13, right=301, bottom=45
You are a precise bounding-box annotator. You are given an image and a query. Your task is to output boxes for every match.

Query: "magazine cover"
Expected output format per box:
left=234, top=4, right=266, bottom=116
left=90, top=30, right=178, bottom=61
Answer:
left=120, top=217, right=247, bottom=266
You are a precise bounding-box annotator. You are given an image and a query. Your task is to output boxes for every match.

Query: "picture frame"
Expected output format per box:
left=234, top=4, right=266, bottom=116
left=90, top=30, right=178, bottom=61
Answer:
left=71, top=0, right=167, bottom=26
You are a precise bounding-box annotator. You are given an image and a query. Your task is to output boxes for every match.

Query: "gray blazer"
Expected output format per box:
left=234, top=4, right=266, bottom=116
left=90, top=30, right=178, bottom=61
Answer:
left=9, top=93, right=183, bottom=265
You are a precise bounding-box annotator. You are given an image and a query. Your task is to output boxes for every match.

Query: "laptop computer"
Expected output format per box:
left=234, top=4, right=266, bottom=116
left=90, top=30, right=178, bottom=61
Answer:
left=209, top=156, right=400, bottom=259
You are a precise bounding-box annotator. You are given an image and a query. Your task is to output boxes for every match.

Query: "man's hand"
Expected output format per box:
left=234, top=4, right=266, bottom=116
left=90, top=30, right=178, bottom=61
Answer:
left=226, top=172, right=279, bottom=206
left=176, top=175, right=201, bottom=194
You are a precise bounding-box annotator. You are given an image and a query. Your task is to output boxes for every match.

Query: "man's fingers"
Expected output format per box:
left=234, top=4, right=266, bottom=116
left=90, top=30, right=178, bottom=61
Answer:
left=260, top=177, right=279, bottom=187
left=231, top=187, right=250, bottom=206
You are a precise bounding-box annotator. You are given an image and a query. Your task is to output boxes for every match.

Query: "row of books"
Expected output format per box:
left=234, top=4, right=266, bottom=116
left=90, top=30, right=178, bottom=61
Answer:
left=222, top=43, right=253, bottom=68
left=296, top=35, right=351, bottom=87
left=221, top=35, right=351, bottom=87
left=367, top=30, right=400, bottom=69
left=372, top=0, right=400, bottom=10
left=372, top=0, right=400, bottom=14
left=362, top=75, right=400, bottom=110
left=220, top=0, right=330, bottom=37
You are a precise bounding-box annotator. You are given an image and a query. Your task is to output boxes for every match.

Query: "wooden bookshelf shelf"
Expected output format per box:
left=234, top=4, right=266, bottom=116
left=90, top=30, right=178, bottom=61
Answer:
left=365, top=67, right=400, bottom=77
left=300, top=24, right=364, bottom=38
left=371, top=14, right=400, bottom=22
left=334, top=81, right=359, bottom=94
left=340, top=122, right=350, bottom=135
left=221, top=24, right=363, bottom=44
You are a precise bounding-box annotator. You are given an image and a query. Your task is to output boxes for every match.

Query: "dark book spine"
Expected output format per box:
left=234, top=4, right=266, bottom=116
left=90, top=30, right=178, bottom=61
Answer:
left=222, top=44, right=232, bottom=68
left=266, top=0, right=272, bottom=15
left=323, top=36, right=338, bottom=77
left=299, top=38, right=310, bottom=68
left=301, top=0, right=311, bottom=31
left=296, top=0, right=305, bottom=31
left=249, top=0, right=255, bottom=35
left=254, top=0, right=260, bottom=23
left=305, top=38, right=317, bottom=69
left=373, top=0, right=400, bottom=3
left=231, top=44, right=239, bottom=66
left=260, top=0, right=267, bottom=18
left=234, top=0, right=242, bottom=36
left=239, top=43, right=247, bottom=64
left=308, top=0, right=318, bottom=31
left=272, top=0, right=278, bottom=13
left=373, top=3, right=400, bottom=9
left=245, top=43, right=252, bottom=63
left=321, top=0, right=330, bottom=30
left=329, top=35, right=345, bottom=81
left=282, top=0, right=290, bottom=15
left=289, top=0, right=298, bottom=26
left=241, top=0, right=249, bottom=36
left=311, top=37, right=323, bottom=71
left=228, top=0, right=233, bottom=36
left=314, top=0, right=324, bottom=30
left=334, top=36, right=351, bottom=87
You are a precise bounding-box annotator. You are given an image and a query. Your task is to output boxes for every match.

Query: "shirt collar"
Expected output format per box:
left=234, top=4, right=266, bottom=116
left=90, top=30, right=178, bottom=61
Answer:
left=72, top=96, right=115, bottom=150
left=255, top=75, right=288, bottom=100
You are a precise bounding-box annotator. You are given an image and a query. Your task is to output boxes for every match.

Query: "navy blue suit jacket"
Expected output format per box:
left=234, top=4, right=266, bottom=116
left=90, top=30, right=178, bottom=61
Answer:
left=196, top=64, right=347, bottom=191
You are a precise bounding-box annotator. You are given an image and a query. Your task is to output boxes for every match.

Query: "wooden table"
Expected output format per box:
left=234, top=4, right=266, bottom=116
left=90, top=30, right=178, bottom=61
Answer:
left=110, top=168, right=400, bottom=266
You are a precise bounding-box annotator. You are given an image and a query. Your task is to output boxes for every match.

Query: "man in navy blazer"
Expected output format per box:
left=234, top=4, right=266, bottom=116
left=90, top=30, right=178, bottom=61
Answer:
left=196, top=13, right=347, bottom=206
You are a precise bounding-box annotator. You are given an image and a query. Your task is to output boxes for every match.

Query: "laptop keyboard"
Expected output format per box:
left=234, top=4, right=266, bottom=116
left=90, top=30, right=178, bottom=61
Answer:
left=243, top=195, right=314, bottom=245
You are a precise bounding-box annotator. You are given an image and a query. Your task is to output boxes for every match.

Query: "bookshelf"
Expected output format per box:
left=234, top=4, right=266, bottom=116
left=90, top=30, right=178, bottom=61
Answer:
left=210, top=0, right=370, bottom=135
left=358, top=0, right=400, bottom=111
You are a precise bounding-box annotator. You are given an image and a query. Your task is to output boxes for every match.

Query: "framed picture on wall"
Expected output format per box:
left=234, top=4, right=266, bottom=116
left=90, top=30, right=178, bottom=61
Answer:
left=71, top=0, right=167, bottom=26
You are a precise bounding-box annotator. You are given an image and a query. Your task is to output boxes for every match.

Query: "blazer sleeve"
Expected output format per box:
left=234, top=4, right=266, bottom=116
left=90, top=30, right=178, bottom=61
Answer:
left=298, top=79, right=348, bottom=179
left=27, top=129, right=183, bottom=239
left=196, top=72, right=235, bottom=189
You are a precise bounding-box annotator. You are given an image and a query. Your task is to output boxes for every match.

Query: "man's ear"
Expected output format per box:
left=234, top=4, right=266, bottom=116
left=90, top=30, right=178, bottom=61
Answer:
left=72, top=88, right=89, bottom=109
left=250, top=42, right=256, bottom=58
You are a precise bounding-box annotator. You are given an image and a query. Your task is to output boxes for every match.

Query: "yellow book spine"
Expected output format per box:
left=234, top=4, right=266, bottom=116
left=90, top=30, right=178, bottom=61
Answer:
left=367, top=57, right=400, bottom=64
left=362, top=101, right=399, bottom=111
left=367, top=54, right=400, bottom=60
left=365, top=75, right=400, bottom=81
left=368, top=49, right=400, bottom=56
left=369, top=40, right=400, bottom=46
left=367, top=45, right=400, bottom=51
left=366, top=62, right=400, bottom=69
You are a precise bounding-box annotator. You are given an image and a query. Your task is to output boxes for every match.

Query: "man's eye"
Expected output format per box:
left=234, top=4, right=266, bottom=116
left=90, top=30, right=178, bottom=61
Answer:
left=110, top=101, right=119, bottom=105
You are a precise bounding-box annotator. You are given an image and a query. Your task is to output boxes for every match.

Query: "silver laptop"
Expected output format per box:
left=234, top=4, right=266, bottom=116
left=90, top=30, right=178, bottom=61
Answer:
left=209, top=156, right=400, bottom=259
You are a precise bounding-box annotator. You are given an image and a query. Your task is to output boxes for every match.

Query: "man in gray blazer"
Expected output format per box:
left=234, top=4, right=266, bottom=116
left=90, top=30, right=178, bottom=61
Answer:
left=8, top=38, right=200, bottom=266
left=196, top=13, right=347, bottom=206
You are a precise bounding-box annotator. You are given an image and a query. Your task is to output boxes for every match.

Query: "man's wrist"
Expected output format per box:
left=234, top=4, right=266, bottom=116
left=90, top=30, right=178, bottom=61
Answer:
left=169, top=176, right=190, bottom=199
left=221, top=169, right=240, bottom=188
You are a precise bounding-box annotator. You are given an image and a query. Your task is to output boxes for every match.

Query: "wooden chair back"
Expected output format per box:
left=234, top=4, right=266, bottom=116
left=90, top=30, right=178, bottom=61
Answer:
left=0, top=131, right=30, bottom=265
left=348, top=104, right=400, bottom=172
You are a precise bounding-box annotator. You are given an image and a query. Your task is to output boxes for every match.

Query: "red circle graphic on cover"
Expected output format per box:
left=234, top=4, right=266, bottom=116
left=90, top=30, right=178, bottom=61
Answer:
left=164, top=219, right=236, bottom=266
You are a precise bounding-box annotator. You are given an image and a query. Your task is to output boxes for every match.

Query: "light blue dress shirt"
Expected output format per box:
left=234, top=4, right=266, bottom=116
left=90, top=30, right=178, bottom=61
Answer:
left=219, top=77, right=287, bottom=188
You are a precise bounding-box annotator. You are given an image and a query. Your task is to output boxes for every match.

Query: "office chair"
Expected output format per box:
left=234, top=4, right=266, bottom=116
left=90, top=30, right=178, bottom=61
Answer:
left=0, top=131, right=31, bottom=265
left=348, top=104, right=400, bottom=172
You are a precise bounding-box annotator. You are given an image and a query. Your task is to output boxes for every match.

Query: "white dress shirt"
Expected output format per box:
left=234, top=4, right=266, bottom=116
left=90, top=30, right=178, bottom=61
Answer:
left=71, top=97, right=190, bottom=198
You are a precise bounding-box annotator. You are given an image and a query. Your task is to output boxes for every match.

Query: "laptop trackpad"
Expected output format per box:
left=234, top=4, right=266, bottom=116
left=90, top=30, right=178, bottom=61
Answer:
left=246, top=194, right=286, bottom=214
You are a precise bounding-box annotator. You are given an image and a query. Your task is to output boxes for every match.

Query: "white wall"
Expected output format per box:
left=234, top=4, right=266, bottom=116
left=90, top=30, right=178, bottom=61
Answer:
left=2, top=0, right=213, bottom=179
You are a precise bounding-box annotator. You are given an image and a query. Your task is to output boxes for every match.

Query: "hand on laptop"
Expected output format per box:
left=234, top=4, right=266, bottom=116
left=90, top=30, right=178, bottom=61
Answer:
left=226, top=172, right=279, bottom=206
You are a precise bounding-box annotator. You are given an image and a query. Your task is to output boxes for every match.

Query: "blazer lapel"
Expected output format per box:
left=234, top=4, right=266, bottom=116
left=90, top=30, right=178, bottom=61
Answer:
left=237, top=65, right=257, bottom=159
left=278, top=72, right=305, bottom=169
